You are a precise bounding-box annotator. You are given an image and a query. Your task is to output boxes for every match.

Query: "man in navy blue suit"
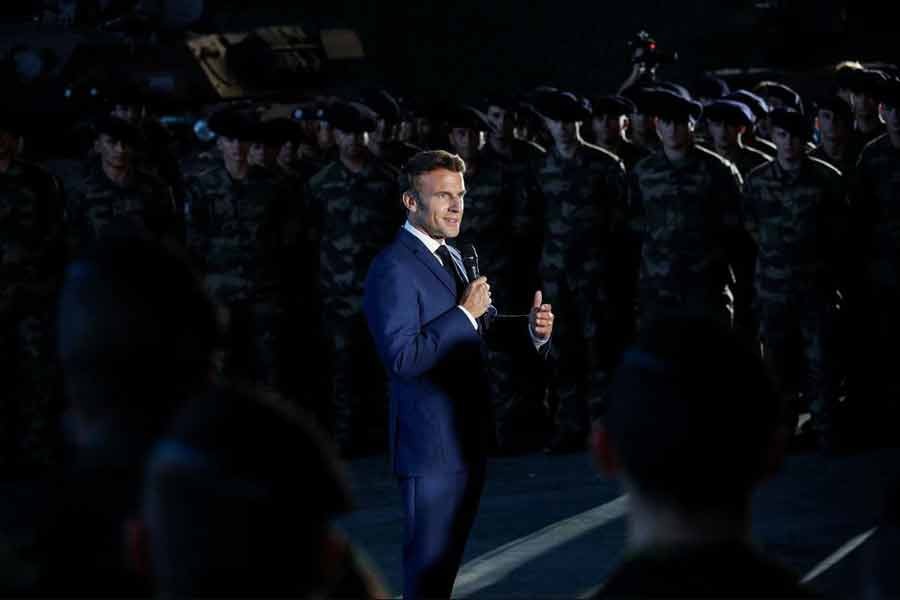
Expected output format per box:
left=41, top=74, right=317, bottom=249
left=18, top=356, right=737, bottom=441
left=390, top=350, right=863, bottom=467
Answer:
left=364, top=150, right=554, bottom=599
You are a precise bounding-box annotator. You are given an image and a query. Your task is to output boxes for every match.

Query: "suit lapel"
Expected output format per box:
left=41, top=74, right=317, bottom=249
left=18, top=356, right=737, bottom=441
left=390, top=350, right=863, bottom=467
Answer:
left=397, top=229, right=457, bottom=295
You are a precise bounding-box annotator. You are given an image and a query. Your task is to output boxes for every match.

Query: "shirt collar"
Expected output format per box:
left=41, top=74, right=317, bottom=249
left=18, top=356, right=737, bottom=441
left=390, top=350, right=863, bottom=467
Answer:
left=403, top=220, right=445, bottom=255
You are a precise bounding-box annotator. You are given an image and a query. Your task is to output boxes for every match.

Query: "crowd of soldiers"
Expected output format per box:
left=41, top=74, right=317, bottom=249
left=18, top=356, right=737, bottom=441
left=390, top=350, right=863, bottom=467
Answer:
left=3, top=58, right=900, bottom=467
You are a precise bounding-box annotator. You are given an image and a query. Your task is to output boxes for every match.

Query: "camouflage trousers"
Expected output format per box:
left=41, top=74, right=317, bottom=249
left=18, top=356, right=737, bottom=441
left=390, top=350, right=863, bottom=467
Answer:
left=219, top=301, right=284, bottom=392
left=322, top=311, right=388, bottom=452
left=0, top=313, right=60, bottom=469
left=758, top=294, right=836, bottom=431
left=542, top=276, right=608, bottom=435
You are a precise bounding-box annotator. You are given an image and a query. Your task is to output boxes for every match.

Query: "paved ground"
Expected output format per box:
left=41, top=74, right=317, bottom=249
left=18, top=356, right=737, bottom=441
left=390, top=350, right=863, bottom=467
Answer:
left=338, top=445, right=900, bottom=598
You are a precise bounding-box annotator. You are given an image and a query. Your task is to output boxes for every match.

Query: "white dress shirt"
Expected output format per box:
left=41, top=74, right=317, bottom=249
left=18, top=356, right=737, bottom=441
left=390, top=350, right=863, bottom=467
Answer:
left=403, top=221, right=548, bottom=349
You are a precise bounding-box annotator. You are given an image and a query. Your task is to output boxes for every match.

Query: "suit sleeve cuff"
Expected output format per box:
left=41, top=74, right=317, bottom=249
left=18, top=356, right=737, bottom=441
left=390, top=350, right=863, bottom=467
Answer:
left=457, top=305, right=479, bottom=331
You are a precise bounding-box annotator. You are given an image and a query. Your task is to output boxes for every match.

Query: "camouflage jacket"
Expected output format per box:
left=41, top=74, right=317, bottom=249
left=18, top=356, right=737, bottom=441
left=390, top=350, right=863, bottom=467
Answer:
left=711, top=144, right=772, bottom=178
left=743, top=156, right=847, bottom=298
left=628, top=145, right=745, bottom=299
left=67, top=162, right=178, bottom=254
left=535, top=142, right=627, bottom=293
left=852, top=133, right=900, bottom=290
left=306, top=157, right=401, bottom=316
left=0, top=160, right=65, bottom=316
left=186, top=163, right=299, bottom=306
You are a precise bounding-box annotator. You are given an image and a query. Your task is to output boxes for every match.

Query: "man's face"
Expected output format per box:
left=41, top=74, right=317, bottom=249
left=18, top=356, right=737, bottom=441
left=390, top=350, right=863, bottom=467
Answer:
left=334, top=128, right=368, bottom=160
left=316, top=121, right=335, bottom=150
left=405, top=168, right=465, bottom=240
left=851, top=90, right=879, bottom=118
left=217, top=135, right=249, bottom=165
left=816, top=109, right=849, bottom=143
left=655, top=116, right=692, bottom=151
left=0, top=128, right=18, bottom=160
left=448, top=127, right=480, bottom=161
left=592, top=114, right=620, bottom=146
left=486, top=105, right=514, bottom=140
left=708, top=119, right=741, bottom=148
left=543, top=117, right=577, bottom=148
left=772, top=126, right=806, bottom=163
left=882, top=102, right=900, bottom=134
left=111, top=103, right=141, bottom=125
left=96, top=133, right=132, bottom=170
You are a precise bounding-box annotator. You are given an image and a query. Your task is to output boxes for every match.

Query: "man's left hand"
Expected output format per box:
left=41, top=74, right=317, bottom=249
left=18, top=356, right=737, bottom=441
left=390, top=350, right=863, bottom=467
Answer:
left=529, top=290, right=554, bottom=341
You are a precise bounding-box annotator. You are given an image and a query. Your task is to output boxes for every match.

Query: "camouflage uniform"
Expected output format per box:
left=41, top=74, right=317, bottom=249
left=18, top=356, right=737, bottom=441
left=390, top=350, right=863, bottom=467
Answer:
left=0, top=160, right=66, bottom=469
left=535, top=142, right=628, bottom=435
left=67, top=161, right=180, bottom=254
left=743, top=157, right=847, bottom=432
left=306, top=157, right=402, bottom=450
left=186, top=163, right=300, bottom=390
left=852, top=133, right=900, bottom=421
left=628, top=145, right=745, bottom=327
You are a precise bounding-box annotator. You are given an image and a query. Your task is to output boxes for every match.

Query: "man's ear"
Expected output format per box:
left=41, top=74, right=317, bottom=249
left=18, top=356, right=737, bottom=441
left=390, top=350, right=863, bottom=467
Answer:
left=590, top=425, right=619, bottom=476
left=401, top=190, right=418, bottom=213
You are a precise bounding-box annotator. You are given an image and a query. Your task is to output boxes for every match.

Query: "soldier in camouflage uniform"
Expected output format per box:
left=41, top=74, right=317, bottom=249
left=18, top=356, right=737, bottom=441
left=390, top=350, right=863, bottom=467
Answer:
left=185, top=109, right=300, bottom=391
left=810, top=95, right=863, bottom=176
left=702, top=98, right=773, bottom=341
left=0, top=105, right=66, bottom=470
left=628, top=88, right=746, bottom=329
left=531, top=90, right=628, bottom=453
left=743, top=108, right=848, bottom=451
left=589, top=95, right=650, bottom=172
left=67, top=116, right=180, bottom=255
left=444, top=105, right=545, bottom=452
left=305, top=101, right=403, bottom=456
left=851, top=76, right=900, bottom=436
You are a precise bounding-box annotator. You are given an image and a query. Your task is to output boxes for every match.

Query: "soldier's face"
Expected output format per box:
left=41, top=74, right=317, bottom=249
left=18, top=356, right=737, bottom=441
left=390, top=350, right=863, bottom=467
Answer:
left=816, top=109, right=849, bottom=142
left=334, top=128, right=368, bottom=159
left=882, top=103, right=900, bottom=134
left=449, top=127, right=480, bottom=161
left=851, top=90, right=878, bottom=118
left=218, top=136, right=249, bottom=165
left=544, top=118, right=577, bottom=147
left=0, top=129, right=18, bottom=160
left=708, top=119, right=740, bottom=148
left=404, top=168, right=465, bottom=240
left=772, top=126, right=805, bottom=162
left=592, top=114, right=620, bottom=145
left=655, top=117, right=692, bottom=151
left=486, top=106, right=514, bottom=140
left=96, top=134, right=132, bottom=170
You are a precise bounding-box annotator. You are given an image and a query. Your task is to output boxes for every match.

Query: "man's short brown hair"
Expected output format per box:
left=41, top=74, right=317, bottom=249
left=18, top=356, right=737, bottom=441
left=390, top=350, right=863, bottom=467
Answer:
left=400, top=150, right=466, bottom=196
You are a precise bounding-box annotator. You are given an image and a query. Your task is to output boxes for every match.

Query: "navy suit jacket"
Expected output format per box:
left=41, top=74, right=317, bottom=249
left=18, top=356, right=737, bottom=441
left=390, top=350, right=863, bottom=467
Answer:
left=363, top=228, right=493, bottom=476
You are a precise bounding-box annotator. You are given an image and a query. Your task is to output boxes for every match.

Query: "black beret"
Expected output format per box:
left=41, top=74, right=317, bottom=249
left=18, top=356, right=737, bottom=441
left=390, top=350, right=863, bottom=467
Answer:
left=812, top=95, right=853, bottom=126
left=770, top=108, right=812, bottom=139
left=360, top=89, right=402, bottom=123
left=207, top=109, right=257, bottom=141
left=531, top=90, right=592, bottom=122
left=726, top=90, right=770, bottom=119
left=845, top=69, right=888, bottom=94
left=646, top=87, right=703, bottom=122
left=590, top=95, right=636, bottom=118
left=692, top=75, right=730, bottom=100
left=753, top=81, right=802, bottom=112
left=321, top=101, right=377, bottom=133
left=445, top=105, right=491, bottom=132
left=93, top=115, right=141, bottom=146
left=703, top=99, right=755, bottom=126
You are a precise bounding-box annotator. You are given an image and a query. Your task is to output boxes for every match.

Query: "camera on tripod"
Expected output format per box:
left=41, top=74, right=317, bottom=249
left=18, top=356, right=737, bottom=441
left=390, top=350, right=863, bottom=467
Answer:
left=628, top=30, right=678, bottom=68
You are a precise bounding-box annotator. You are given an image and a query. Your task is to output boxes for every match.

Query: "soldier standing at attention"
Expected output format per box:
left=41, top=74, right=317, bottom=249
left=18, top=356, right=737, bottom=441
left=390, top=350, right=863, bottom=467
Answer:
left=185, top=109, right=299, bottom=392
left=67, top=116, right=179, bottom=254
left=628, top=88, right=746, bottom=329
left=0, top=101, right=66, bottom=471
left=743, top=108, right=848, bottom=453
left=306, top=101, right=403, bottom=457
left=532, top=89, right=628, bottom=453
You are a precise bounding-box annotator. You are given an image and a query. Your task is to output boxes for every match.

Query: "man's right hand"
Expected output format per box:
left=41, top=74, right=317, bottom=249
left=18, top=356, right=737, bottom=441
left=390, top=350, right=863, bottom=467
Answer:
left=459, top=276, right=491, bottom=318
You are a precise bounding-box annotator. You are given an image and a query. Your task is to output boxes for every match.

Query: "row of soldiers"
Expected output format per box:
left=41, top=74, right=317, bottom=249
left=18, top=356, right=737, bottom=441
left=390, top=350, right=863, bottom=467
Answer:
left=3, top=61, right=900, bottom=467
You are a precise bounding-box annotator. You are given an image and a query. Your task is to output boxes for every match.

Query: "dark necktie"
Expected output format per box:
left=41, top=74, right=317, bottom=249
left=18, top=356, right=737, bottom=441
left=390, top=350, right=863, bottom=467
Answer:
left=435, top=245, right=464, bottom=299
